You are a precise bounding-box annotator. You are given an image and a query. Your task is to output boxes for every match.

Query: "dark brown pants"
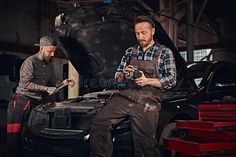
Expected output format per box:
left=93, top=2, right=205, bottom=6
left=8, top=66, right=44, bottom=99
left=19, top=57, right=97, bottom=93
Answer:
left=90, top=89, right=161, bottom=157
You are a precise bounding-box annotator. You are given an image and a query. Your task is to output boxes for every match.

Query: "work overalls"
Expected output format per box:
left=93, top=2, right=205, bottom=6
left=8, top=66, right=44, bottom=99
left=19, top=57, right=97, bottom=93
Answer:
left=90, top=44, right=166, bottom=157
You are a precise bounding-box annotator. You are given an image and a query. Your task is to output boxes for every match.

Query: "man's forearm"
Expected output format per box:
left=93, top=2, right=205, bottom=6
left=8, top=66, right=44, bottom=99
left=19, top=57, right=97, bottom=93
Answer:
left=27, top=82, right=48, bottom=92
left=146, top=78, right=162, bottom=88
left=27, top=82, right=59, bottom=95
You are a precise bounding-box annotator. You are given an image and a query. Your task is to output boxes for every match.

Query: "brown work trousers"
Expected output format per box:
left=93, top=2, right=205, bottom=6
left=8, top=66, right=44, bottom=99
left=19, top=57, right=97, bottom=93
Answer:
left=90, top=87, right=163, bottom=157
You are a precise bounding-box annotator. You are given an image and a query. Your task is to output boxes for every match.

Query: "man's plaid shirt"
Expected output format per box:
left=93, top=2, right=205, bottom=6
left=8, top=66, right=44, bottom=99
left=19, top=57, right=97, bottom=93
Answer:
left=115, top=42, right=176, bottom=90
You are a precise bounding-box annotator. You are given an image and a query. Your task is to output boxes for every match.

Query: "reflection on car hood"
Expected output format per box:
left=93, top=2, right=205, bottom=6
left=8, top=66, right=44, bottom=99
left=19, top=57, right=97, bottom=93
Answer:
left=83, top=89, right=119, bottom=98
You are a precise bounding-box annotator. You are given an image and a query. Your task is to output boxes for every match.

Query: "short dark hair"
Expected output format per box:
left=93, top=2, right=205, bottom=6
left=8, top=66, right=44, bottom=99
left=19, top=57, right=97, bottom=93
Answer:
left=35, top=36, right=57, bottom=46
left=135, top=15, right=155, bottom=28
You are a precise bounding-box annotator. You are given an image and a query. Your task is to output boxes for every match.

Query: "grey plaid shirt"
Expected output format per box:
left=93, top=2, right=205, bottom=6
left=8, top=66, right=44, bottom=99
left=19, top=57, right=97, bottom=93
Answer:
left=115, top=42, right=176, bottom=89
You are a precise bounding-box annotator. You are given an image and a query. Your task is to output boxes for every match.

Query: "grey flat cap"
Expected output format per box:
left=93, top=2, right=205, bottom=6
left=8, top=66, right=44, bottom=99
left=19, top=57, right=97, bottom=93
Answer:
left=34, top=36, right=57, bottom=46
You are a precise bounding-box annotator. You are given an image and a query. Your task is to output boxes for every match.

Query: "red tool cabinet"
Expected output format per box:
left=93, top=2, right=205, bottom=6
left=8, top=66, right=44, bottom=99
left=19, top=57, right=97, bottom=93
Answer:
left=164, top=103, right=236, bottom=157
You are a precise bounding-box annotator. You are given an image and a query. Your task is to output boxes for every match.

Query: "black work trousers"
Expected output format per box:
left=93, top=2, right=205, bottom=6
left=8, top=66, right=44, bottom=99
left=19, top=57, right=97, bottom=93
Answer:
left=90, top=88, right=162, bottom=157
left=7, top=94, right=40, bottom=157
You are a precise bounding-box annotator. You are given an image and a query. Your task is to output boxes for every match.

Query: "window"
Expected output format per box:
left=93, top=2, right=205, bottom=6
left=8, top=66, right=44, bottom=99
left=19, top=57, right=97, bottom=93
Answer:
left=180, top=49, right=212, bottom=61
left=187, top=62, right=210, bottom=88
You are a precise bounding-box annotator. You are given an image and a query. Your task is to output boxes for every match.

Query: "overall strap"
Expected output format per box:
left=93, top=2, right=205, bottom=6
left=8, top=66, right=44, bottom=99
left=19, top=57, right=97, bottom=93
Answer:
left=129, top=44, right=139, bottom=67
left=129, top=44, right=166, bottom=68
left=153, top=44, right=166, bottom=63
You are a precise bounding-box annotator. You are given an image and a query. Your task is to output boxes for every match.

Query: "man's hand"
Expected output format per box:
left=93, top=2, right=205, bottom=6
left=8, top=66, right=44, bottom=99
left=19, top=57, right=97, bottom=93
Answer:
left=135, top=71, right=148, bottom=87
left=68, top=79, right=75, bottom=87
left=47, top=87, right=59, bottom=95
left=123, top=65, right=134, bottom=78
left=115, top=72, right=124, bottom=83
left=63, top=79, right=75, bottom=87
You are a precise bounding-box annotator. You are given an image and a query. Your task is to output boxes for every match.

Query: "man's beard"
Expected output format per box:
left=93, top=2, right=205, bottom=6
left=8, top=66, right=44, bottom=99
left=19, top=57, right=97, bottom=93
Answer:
left=139, top=38, right=152, bottom=48
left=139, top=40, right=148, bottom=48
left=43, top=57, right=53, bottom=63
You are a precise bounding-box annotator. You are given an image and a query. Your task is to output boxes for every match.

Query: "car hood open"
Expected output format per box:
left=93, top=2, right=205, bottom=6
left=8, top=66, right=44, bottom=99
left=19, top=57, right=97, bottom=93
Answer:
left=55, top=1, right=187, bottom=94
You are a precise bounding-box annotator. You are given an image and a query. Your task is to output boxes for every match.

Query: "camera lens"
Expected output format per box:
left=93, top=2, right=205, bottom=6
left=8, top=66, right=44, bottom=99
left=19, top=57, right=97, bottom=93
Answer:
left=125, top=70, right=142, bottom=79
left=133, top=70, right=142, bottom=79
left=125, top=71, right=134, bottom=79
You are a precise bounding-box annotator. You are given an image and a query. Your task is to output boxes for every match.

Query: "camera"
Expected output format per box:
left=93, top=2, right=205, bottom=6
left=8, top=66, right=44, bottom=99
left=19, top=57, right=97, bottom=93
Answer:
left=125, top=69, right=142, bottom=79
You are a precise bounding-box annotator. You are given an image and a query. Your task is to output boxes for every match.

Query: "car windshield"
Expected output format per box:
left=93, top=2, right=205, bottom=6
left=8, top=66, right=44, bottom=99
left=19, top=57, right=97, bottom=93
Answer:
left=187, top=62, right=211, bottom=87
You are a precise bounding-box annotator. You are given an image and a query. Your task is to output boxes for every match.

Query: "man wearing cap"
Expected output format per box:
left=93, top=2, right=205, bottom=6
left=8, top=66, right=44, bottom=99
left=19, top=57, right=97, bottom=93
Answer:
left=7, top=36, right=75, bottom=157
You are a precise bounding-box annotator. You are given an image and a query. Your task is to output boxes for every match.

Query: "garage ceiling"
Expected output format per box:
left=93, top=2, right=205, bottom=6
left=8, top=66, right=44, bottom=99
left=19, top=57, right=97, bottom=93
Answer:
left=0, top=0, right=236, bottom=55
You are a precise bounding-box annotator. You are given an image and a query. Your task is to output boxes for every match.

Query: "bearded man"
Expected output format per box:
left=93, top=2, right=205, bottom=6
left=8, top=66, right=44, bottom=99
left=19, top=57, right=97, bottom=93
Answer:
left=90, top=15, right=176, bottom=157
left=7, top=36, right=74, bottom=157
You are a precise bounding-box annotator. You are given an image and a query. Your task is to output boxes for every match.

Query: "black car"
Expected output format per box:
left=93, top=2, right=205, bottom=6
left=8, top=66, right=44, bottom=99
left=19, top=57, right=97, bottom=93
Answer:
left=24, top=2, right=236, bottom=157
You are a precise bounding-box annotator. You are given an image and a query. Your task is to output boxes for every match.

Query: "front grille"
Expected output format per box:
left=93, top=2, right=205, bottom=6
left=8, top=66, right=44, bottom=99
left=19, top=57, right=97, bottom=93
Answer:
left=26, top=131, right=89, bottom=157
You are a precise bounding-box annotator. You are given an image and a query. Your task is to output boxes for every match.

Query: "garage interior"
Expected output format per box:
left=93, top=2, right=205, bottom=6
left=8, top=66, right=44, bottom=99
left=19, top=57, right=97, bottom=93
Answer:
left=0, top=0, right=236, bottom=157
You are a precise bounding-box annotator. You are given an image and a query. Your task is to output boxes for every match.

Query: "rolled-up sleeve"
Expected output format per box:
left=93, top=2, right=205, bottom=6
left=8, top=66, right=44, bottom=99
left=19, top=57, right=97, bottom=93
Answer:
left=159, top=48, right=177, bottom=89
